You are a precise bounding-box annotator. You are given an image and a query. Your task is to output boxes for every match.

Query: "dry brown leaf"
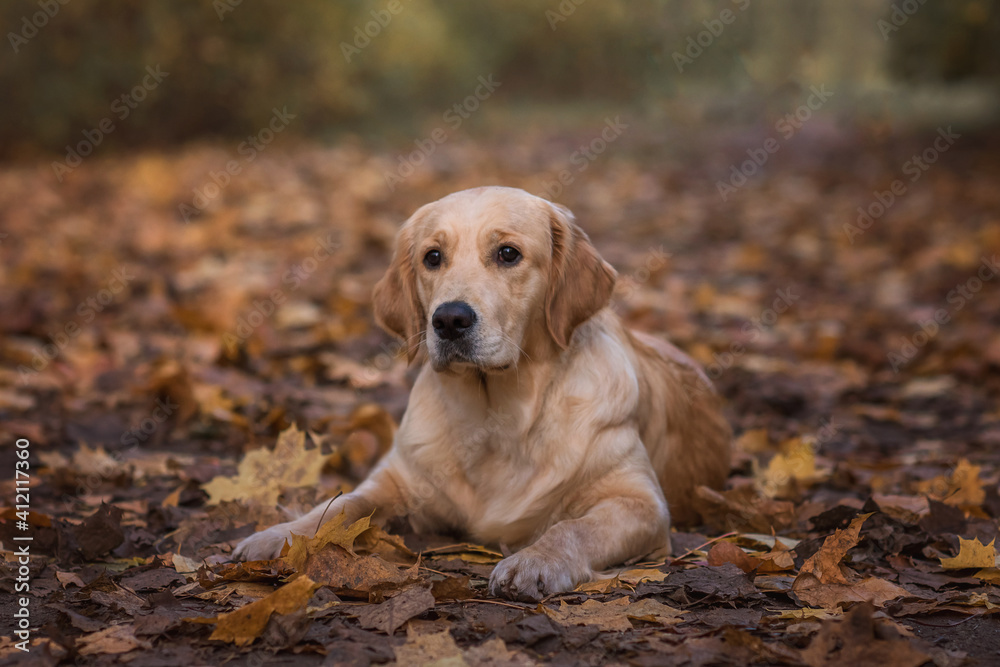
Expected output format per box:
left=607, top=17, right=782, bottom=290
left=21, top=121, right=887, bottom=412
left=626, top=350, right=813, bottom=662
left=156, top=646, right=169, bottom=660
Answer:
left=624, top=598, right=687, bottom=624
left=56, top=571, right=85, bottom=588
left=201, top=575, right=321, bottom=646
left=202, top=424, right=329, bottom=506
left=574, top=577, right=623, bottom=594
left=621, top=568, right=669, bottom=584
left=354, top=585, right=435, bottom=634
left=393, top=628, right=465, bottom=666
left=297, top=544, right=415, bottom=593
left=431, top=575, right=476, bottom=601
left=707, top=541, right=761, bottom=574
left=797, top=513, right=872, bottom=585
left=693, top=485, right=797, bottom=534
left=461, top=637, right=535, bottom=666
left=354, top=523, right=418, bottom=563
left=77, top=624, right=151, bottom=656
left=171, top=553, right=203, bottom=577
left=543, top=597, right=633, bottom=632
left=940, top=537, right=996, bottom=570
left=800, top=603, right=928, bottom=667
left=772, top=608, right=842, bottom=621
left=755, top=538, right=796, bottom=574
left=793, top=576, right=909, bottom=609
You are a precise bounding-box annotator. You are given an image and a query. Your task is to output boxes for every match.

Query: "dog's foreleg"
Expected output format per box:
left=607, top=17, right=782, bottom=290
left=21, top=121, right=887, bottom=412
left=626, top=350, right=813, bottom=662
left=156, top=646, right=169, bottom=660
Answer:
left=232, top=458, right=408, bottom=561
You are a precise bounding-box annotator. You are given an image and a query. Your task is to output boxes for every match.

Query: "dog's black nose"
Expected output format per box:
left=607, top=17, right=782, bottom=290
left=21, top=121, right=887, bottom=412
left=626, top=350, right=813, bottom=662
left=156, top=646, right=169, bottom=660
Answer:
left=432, top=301, right=477, bottom=340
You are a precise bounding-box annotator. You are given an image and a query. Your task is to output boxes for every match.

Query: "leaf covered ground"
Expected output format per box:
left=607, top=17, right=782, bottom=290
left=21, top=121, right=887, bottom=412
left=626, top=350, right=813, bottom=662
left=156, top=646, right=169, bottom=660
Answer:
left=1, top=121, right=1000, bottom=666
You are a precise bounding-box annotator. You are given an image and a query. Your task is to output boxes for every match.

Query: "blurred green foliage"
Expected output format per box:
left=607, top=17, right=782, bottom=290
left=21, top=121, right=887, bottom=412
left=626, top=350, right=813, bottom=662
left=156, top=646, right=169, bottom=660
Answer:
left=2, top=0, right=998, bottom=157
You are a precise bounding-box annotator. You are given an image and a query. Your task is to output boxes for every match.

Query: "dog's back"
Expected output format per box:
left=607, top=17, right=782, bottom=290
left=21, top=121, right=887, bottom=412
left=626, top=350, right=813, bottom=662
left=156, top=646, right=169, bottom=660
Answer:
left=627, top=328, right=732, bottom=525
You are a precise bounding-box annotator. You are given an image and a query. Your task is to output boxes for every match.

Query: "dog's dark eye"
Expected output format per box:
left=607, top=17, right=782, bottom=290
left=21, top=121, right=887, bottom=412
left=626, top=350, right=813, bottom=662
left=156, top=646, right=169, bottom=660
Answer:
left=424, top=249, right=442, bottom=269
left=497, top=246, right=521, bottom=265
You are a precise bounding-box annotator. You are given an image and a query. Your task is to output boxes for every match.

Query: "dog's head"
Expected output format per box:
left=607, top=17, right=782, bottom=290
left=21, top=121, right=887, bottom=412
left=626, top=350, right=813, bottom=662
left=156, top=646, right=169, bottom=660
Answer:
left=373, top=186, right=617, bottom=373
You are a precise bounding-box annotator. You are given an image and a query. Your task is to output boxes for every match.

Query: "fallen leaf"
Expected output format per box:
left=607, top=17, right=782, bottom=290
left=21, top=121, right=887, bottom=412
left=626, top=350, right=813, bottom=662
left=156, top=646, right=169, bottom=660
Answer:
left=202, top=424, right=329, bottom=506
left=56, top=571, right=85, bottom=588
left=757, top=437, right=825, bottom=497
left=940, top=537, right=996, bottom=570
left=283, top=509, right=373, bottom=572
left=619, top=568, right=669, bottom=584
left=201, top=575, right=321, bottom=646
left=707, top=541, right=761, bottom=573
left=354, top=585, right=435, bottom=634
left=797, top=513, right=872, bottom=585
left=772, top=608, right=843, bottom=621
left=297, top=544, right=415, bottom=594
left=77, top=624, right=152, bottom=656
left=624, top=598, right=687, bottom=624
left=171, top=553, right=203, bottom=577
left=74, top=503, right=125, bottom=560
left=431, top=575, right=476, bottom=601
left=693, top=485, right=797, bottom=533
left=393, top=628, right=464, bottom=666
left=792, top=576, right=909, bottom=609
left=973, top=567, right=1000, bottom=584
left=915, top=459, right=986, bottom=511
left=544, top=597, right=633, bottom=632
left=799, top=603, right=929, bottom=667
left=736, top=428, right=771, bottom=453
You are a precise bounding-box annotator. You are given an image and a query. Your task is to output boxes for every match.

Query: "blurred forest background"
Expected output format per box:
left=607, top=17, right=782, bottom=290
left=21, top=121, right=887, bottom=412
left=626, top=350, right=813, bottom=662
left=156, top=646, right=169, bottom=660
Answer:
left=3, top=0, right=1000, bottom=155
left=4, top=1, right=1000, bottom=665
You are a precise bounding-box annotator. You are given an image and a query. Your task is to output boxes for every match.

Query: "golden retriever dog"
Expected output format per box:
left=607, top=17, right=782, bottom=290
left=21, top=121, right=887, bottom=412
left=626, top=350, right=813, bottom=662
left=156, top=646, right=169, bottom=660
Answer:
left=234, top=186, right=731, bottom=600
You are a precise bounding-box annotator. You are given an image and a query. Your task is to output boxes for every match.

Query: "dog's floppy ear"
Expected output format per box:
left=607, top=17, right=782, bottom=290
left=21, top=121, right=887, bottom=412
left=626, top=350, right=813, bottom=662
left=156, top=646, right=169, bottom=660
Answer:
left=373, top=216, right=426, bottom=363
left=545, top=203, right=617, bottom=350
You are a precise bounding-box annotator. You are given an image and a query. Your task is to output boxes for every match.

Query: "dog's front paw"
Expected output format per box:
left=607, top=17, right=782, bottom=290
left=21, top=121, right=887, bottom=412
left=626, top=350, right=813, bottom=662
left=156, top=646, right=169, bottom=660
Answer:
left=233, top=524, right=298, bottom=561
left=489, top=548, right=590, bottom=602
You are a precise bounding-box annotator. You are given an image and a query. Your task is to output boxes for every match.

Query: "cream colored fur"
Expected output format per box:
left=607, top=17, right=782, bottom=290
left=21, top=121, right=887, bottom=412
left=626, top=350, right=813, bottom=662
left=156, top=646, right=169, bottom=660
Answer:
left=234, top=186, right=731, bottom=600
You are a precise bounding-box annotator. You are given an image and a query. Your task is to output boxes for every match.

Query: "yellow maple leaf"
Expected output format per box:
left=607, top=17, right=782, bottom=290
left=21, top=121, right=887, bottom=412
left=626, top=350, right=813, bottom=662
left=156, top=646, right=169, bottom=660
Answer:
left=283, top=509, right=373, bottom=572
left=973, top=568, right=1000, bottom=584
left=940, top=537, right=997, bottom=570
left=944, top=459, right=986, bottom=509
left=915, top=459, right=985, bottom=510
left=203, top=575, right=321, bottom=646
left=756, top=437, right=823, bottom=497
left=202, top=424, right=329, bottom=506
left=735, top=428, right=771, bottom=454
